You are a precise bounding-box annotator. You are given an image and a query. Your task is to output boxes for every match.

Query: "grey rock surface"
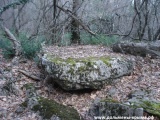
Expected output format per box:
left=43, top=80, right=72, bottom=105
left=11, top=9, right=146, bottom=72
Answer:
left=88, top=90, right=160, bottom=119
left=21, top=83, right=81, bottom=120
left=41, top=54, right=133, bottom=90
left=88, top=100, right=144, bottom=118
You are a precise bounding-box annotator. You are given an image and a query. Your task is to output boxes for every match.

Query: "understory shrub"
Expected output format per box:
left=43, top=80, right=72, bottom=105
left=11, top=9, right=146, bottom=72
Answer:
left=0, top=30, right=117, bottom=59
left=81, top=33, right=118, bottom=46
left=18, top=33, right=44, bottom=59
left=0, top=38, right=15, bottom=58
left=59, top=32, right=71, bottom=46
left=0, top=30, right=44, bottom=59
left=57, top=32, right=118, bottom=46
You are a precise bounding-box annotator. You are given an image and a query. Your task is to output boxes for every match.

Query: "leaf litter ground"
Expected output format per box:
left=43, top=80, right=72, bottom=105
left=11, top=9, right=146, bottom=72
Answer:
left=0, top=45, right=160, bottom=120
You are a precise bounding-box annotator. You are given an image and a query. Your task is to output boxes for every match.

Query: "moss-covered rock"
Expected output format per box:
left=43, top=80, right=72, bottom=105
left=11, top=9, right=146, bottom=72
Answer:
left=127, top=89, right=160, bottom=118
left=32, top=97, right=80, bottom=120
left=88, top=99, right=144, bottom=118
left=131, top=100, right=160, bottom=118
left=20, top=83, right=81, bottom=120
left=89, top=98, right=160, bottom=119
left=41, top=53, right=133, bottom=90
left=89, top=89, right=160, bottom=119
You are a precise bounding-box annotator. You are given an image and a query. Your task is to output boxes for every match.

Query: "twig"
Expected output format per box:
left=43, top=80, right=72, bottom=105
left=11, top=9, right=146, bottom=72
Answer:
left=18, top=70, right=42, bottom=81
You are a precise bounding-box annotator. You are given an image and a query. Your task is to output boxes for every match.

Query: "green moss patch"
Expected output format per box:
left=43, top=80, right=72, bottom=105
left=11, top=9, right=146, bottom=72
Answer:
left=20, top=101, right=28, bottom=108
left=136, top=100, right=160, bottom=118
left=46, top=55, right=112, bottom=77
left=46, top=55, right=64, bottom=64
left=100, top=98, right=160, bottom=118
left=20, top=97, right=80, bottom=119
left=20, top=82, right=80, bottom=119
left=99, top=57, right=112, bottom=66
left=22, top=83, right=34, bottom=90
left=32, top=97, right=80, bottom=120
left=46, top=54, right=112, bottom=67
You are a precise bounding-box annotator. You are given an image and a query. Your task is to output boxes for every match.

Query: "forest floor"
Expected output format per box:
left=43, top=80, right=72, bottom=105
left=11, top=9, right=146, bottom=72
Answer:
left=0, top=45, right=160, bottom=120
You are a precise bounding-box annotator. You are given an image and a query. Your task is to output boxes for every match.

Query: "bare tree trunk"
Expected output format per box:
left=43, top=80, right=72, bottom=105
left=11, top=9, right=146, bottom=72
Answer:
left=53, top=0, right=57, bottom=19
left=57, top=5, right=95, bottom=36
left=133, top=0, right=154, bottom=41
left=52, top=0, right=57, bottom=44
left=71, top=0, right=80, bottom=44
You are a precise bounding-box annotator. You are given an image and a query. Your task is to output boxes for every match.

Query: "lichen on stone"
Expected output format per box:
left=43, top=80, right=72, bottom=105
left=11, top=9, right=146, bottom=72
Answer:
left=41, top=52, right=133, bottom=90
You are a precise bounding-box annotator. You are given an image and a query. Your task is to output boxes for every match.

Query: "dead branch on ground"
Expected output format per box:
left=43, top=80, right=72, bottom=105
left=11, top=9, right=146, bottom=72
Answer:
left=18, top=70, right=42, bottom=81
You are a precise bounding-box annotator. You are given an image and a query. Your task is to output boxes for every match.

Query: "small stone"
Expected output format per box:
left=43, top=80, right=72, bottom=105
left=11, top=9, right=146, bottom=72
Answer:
left=108, top=87, right=117, bottom=97
left=123, top=102, right=130, bottom=105
left=134, top=108, right=144, bottom=116
left=50, top=115, right=61, bottom=120
left=15, top=107, right=25, bottom=114
left=2, top=97, right=6, bottom=102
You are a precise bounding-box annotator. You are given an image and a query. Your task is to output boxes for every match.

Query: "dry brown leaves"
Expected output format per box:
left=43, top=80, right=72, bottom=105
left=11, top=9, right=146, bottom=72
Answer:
left=0, top=45, right=160, bottom=120
left=43, top=45, right=112, bottom=59
left=0, top=49, right=42, bottom=119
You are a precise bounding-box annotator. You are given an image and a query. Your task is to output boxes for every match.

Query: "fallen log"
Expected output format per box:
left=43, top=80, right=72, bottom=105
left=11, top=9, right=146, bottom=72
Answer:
left=112, top=40, right=160, bottom=58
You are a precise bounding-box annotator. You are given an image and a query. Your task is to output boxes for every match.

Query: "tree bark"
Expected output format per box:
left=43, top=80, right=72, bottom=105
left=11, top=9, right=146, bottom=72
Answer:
left=52, top=0, right=57, bottom=44
left=71, top=0, right=80, bottom=44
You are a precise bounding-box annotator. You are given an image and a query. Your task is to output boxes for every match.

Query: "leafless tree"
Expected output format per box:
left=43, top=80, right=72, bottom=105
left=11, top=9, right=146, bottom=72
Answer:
left=110, top=0, right=160, bottom=41
left=70, top=0, right=81, bottom=44
left=1, top=0, right=160, bottom=44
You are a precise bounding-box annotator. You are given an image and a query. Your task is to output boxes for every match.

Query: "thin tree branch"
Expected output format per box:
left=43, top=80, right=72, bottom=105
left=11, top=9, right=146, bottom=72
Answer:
left=57, top=5, right=96, bottom=36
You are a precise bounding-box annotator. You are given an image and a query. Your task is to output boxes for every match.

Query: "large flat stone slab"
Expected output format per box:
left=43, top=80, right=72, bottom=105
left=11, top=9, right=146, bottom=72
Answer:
left=40, top=45, right=133, bottom=90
